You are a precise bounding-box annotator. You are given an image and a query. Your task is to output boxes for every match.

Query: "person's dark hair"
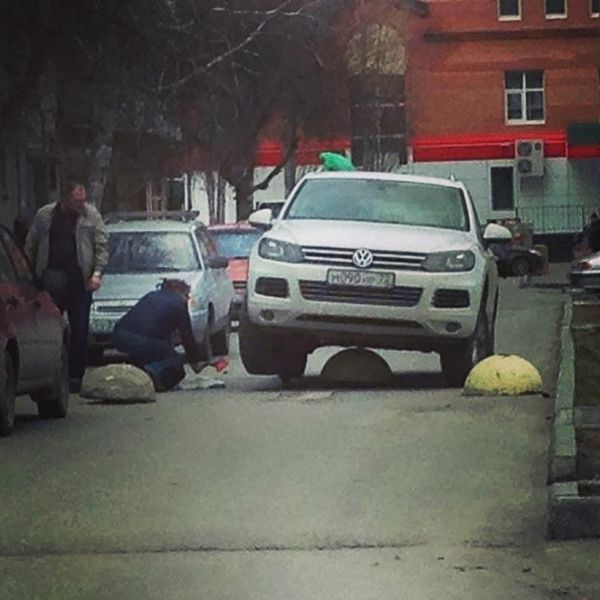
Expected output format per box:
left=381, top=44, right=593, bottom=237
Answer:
left=63, top=177, right=86, bottom=197
left=161, top=279, right=191, bottom=296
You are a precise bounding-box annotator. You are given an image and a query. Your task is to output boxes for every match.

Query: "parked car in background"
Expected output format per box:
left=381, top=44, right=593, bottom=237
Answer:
left=254, top=200, right=284, bottom=219
left=241, top=172, right=512, bottom=387
left=570, top=251, right=600, bottom=292
left=208, top=222, right=263, bottom=320
left=495, top=247, right=545, bottom=277
left=88, top=213, right=234, bottom=362
left=0, top=225, right=69, bottom=435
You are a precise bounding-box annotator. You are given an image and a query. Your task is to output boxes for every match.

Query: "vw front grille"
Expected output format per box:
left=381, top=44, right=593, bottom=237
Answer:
left=299, top=281, right=422, bottom=307
left=301, top=246, right=427, bottom=271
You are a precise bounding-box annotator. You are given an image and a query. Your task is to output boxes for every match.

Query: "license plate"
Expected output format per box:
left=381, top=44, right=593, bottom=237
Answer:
left=91, top=319, right=118, bottom=334
left=327, top=269, right=395, bottom=288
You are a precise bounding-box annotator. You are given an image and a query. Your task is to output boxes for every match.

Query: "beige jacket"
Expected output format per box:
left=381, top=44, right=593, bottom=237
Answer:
left=25, top=202, right=108, bottom=281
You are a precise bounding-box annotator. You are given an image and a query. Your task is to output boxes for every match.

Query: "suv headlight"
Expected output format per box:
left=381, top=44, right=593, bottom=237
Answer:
left=258, top=238, right=304, bottom=263
left=424, top=250, right=476, bottom=272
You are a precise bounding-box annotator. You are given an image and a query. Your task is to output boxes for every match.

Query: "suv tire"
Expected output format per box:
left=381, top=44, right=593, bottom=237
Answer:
left=275, top=348, right=308, bottom=382
left=440, top=310, right=492, bottom=388
left=239, top=307, right=279, bottom=374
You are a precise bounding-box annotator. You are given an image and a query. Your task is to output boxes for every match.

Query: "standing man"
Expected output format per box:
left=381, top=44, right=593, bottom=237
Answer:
left=26, top=178, right=108, bottom=392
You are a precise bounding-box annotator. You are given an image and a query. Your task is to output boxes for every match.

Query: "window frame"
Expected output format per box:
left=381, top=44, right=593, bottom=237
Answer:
left=504, top=70, right=546, bottom=126
left=498, top=0, right=521, bottom=21
left=545, top=0, right=567, bottom=19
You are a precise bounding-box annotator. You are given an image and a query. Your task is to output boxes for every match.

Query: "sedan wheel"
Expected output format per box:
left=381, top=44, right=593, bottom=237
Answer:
left=33, top=344, right=69, bottom=419
left=0, top=352, right=17, bottom=436
left=511, top=256, right=531, bottom=276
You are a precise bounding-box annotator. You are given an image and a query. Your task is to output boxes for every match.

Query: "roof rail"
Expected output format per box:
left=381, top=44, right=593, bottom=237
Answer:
left=104, top=211, right=200, bottom=224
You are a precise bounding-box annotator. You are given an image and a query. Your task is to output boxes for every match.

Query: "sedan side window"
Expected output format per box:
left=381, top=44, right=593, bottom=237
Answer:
left=0, top=229, right=33, bottom=283
left=198, top=229, right=218, bottom=257
left=194, top=230, right=210, bottom=264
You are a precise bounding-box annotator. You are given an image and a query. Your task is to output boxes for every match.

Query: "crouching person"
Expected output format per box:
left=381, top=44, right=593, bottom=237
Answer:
left=112, top=279, right=204, bottom=391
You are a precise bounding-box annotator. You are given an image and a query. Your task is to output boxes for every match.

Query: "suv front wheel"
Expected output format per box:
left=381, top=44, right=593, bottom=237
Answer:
left=440, top=310, right=492, bottom=388
left=239, top=308, right=307, bottom=379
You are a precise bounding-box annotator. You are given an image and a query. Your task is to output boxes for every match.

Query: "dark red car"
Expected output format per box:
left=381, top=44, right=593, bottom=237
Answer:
left=0, top=225, right=69, bottom=436
left=207, top=222, right=263, bottom=320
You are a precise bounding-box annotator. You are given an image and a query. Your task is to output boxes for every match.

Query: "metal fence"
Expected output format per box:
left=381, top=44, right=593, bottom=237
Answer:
left=516, top=205, right=585, bottom=234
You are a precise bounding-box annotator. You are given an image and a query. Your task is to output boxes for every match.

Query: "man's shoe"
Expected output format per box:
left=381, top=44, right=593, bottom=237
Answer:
left=69, top=379, right=82, bottom=394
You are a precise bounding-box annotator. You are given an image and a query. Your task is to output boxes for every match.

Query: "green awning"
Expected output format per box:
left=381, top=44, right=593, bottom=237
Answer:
left=567, top=123, right=600, bottom=146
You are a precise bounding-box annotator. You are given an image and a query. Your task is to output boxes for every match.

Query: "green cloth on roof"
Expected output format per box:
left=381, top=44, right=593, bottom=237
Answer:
left=319, top=152, right=355, bottom=171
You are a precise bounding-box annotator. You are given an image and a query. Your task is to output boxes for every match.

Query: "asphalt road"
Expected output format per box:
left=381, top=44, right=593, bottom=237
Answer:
left=1, top=275, right=600, bottom=599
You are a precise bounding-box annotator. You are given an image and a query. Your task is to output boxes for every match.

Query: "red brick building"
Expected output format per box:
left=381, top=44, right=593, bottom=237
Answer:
left=405, top=0, right=600, bottom=248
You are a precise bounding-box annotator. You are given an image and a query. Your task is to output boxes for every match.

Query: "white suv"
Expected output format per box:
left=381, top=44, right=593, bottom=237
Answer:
left=239, top=172, right=511, bottom=386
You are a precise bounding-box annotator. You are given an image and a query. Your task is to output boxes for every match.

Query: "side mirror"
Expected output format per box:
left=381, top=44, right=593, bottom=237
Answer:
left=208, top=255, right=229, bottom=270
left=249, top=208, right=273, bottom=230
left=483, top=223, right=512, bottom=246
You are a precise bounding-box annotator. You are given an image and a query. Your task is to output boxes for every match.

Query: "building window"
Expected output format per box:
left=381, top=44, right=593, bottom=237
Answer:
left=505, top=71, right=545, bottom=124
left=498, top=0, right=520, bottom=19
left=545, top=0, right=567, bottom=18
left=593, top=0, right=600, bottom=16
left=491, top=168, right=514, bottom=211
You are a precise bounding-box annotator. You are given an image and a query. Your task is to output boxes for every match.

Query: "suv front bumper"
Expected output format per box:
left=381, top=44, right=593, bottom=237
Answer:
left=246, top=260, right=485, bottom=351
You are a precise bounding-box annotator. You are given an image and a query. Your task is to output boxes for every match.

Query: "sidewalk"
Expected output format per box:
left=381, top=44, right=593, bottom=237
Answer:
left=531, top=262, right=571, bottom=289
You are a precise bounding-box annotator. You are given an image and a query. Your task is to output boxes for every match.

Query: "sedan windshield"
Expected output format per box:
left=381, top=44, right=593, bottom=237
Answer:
left=106, top=232, right=199, bottom=274
left=211, top=230, right=262, bottom=259
left=285, top=179, right=470, bottom=231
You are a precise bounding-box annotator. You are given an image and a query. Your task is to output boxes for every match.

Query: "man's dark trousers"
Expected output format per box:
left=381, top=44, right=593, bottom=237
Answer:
left=63, top=287, right=92, bottom=381
left=111, top=328, right=186, bottom=391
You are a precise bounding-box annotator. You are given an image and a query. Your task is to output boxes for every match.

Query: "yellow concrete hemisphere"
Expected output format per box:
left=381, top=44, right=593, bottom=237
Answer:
left=463, top=355, right=543, bottom=396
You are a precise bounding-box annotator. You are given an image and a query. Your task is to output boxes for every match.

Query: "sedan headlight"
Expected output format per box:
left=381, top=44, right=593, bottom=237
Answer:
left=424, top=250, right=476, bottom=272
left=258, top=238, right=304, bottom=263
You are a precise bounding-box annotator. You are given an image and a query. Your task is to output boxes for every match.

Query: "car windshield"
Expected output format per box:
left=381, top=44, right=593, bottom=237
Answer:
left=105, top=232, right=199, bottom=274
left=285, top=178, right=470, bottom=231
left=211, top=230, right=262, bottom=259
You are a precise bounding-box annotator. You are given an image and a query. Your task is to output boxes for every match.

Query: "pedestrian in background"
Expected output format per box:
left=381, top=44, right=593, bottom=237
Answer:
left=25, top=178, right=108, bottom=392
left=111, top=279, right=226, bottom=392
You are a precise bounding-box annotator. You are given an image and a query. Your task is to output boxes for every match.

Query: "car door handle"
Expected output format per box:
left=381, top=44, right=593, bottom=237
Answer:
left=6, top=296, right=20, bottom=309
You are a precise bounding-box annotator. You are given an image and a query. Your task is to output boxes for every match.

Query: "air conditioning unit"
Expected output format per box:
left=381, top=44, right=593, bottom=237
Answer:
left=515, top=139, right=544, bottom=177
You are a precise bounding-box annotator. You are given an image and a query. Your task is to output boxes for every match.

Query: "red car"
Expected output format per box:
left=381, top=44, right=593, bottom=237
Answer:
left=0, top=225, right=69, bottom=436
left=207, top=223, right=263, bottom=320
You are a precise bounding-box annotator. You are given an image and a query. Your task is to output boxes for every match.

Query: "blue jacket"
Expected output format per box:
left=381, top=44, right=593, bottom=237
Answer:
left=115, top=288, right=199, bottom=362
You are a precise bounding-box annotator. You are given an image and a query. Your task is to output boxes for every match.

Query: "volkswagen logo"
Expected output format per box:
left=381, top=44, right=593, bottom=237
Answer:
left=352, top=248, right=374, bottom=269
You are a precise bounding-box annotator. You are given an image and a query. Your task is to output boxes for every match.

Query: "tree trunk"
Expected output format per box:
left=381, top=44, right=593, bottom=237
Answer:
left=235, top=169, right=255, bottom=222
left=284, top=158, right=296, bottom=196
left=145, top=180, right=153, bottom=212
left=87, top=97, right=117, bottom=210
left=217, top=175, right=226, bottom=223
left=203, top=171, right=216, bottom=224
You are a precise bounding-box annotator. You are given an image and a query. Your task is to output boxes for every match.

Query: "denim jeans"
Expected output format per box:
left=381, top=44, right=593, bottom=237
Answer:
left=112, top=328, right=185, bottom=391
left=64, top=288, right=92, bottom=381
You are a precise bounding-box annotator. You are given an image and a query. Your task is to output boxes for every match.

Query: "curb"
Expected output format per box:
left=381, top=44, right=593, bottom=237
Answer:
left=547, top=482, right=600, bottom=540
left=549, top=297, right=576, bottom=482
left=547, top=296, right=600, bottom=539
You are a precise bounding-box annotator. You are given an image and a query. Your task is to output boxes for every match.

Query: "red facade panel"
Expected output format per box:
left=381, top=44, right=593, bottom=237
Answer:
left=407, top=0, right=600, bottom=160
